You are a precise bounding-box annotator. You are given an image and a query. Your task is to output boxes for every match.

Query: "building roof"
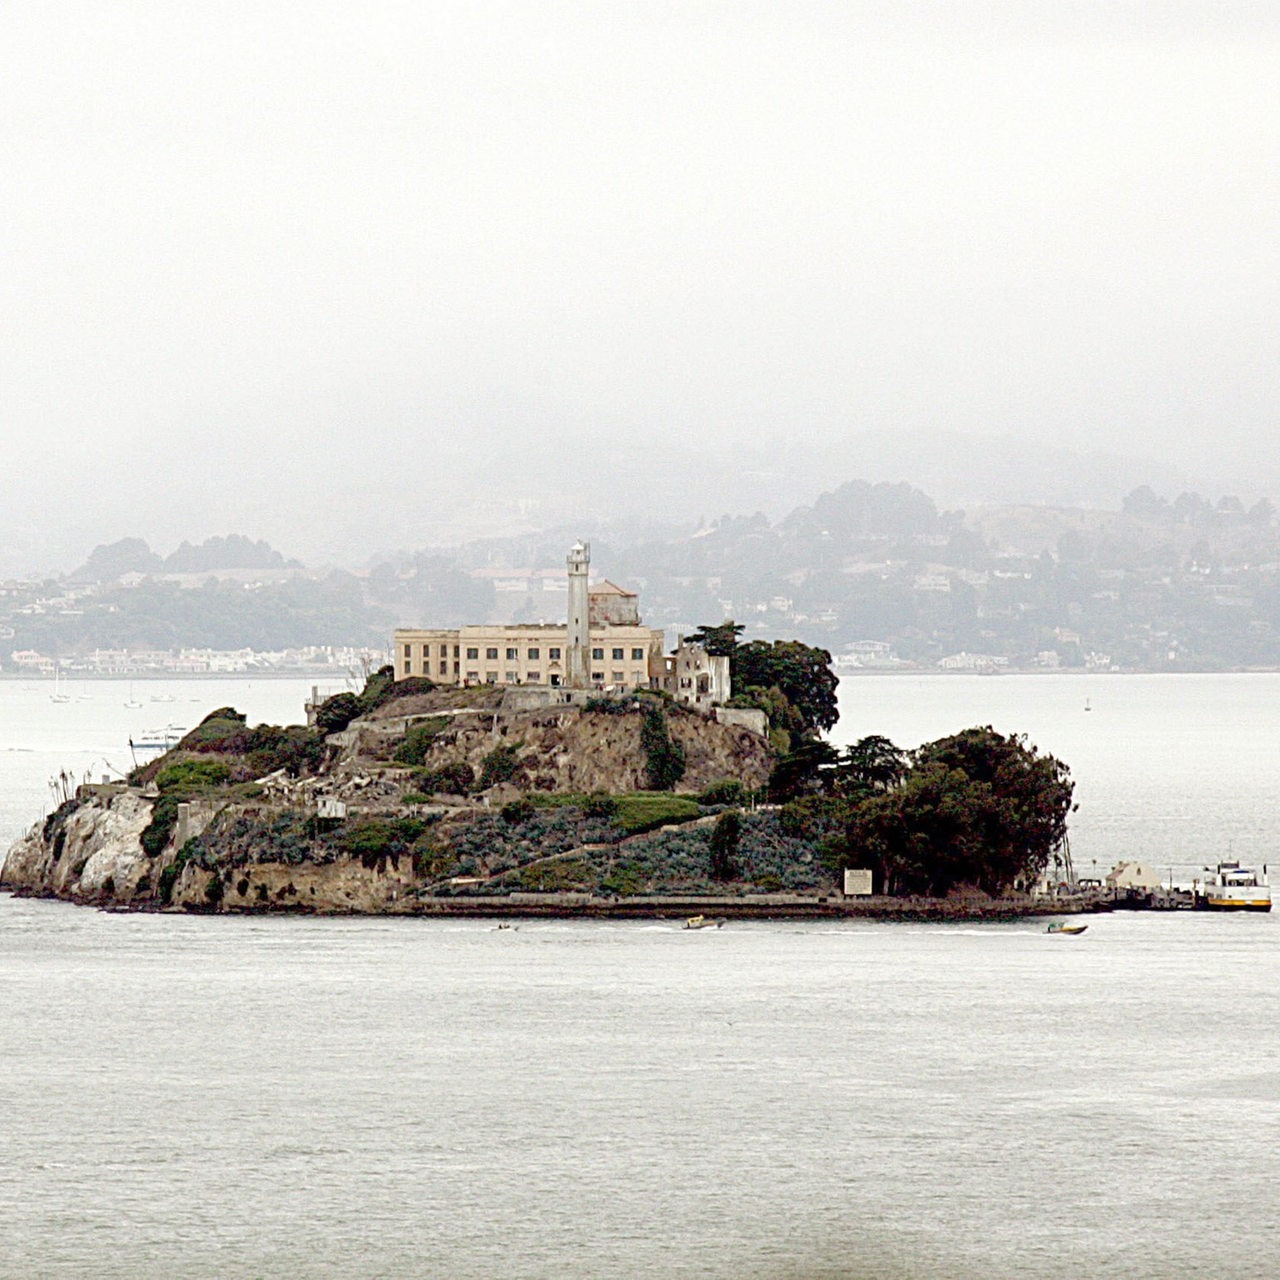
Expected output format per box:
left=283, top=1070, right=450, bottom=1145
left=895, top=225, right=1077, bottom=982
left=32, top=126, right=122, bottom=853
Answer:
left=589, top=579, right=637, bottom=597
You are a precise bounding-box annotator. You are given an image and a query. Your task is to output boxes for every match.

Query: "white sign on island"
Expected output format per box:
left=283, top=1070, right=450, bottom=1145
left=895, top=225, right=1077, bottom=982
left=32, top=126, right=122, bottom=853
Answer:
left=843, top=869, right=873, bottom=897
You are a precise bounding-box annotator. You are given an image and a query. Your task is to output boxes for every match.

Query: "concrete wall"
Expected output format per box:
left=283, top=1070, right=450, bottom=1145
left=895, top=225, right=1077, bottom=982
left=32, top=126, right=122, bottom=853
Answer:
left=713, top=706, right=768, bottom=737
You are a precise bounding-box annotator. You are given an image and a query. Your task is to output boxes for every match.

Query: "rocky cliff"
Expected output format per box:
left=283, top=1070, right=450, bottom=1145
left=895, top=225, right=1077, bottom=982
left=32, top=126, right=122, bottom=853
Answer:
left=2, top=688, right=779, bottom=913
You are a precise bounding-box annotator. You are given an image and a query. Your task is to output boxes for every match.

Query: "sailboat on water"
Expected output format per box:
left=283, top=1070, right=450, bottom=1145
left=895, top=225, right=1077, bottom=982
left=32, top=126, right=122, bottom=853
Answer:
left=49, top=667, right=71, bottom=704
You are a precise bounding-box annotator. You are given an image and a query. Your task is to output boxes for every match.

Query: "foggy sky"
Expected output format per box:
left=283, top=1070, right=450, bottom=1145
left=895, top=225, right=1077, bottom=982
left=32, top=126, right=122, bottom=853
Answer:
left=4, top=2, right=1278, bottom=573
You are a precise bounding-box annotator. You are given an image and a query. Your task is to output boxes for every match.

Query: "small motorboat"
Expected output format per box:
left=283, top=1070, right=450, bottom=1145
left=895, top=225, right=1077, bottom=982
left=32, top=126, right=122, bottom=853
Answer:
left=1046, top=921, right=1088, bottom=935
left=683, top=915, right=726, bottom=930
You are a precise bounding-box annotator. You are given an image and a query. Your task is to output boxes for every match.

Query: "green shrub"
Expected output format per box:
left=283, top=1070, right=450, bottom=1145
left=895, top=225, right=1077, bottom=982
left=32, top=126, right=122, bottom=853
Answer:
left=157, top=841, right=199, bottom=904
left=601, top=860, right=647, bottom=895
left=479, top=742, right=522, bottom=789
left=157, top=862, right=182, bottom=904
left=341, top=821, right=394, bottom=864
left=340, top=816, right=426, bottom=870
left=585, top=695, right=638, bottom=715
left=412, top=833, right=459, bottom=880
left=177, top=708, right=248, bottom=750
left=315, top=692, right=361, bottom=735
left=172, top=710, right=324, bottom=778
left=698, top=778, right=745, bottom=807
left=203, top=872, right=224, bottom=906
left=501, top=797, right=536, bottom=824
left=583, top=791, right=618, bottom=819
left=240, top=725, right=325, bottom=777
left=517, top=858, right=593, bottom=891
left=140, top=794, right=182, bottom=857
left=393, top=716, right=449, bottom=765
left=612, top=792, right=700, bottom=835
left=416, top=761, right=475, bottom=796
left=155, top=759, right=232, bottom=793
left=356, top=665, right=396, bottom=713
left=380, top=676, right=436, bottom=704
left=709, top=810, right=742, bottom=881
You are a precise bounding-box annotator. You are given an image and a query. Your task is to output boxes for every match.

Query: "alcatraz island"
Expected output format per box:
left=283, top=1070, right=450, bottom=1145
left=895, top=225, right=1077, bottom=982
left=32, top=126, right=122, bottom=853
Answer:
left=2, top=544, right=1077, bottom=920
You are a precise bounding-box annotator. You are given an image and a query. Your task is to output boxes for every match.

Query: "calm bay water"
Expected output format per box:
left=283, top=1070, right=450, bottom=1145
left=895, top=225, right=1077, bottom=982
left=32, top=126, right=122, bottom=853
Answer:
left=2, top=674, right=1278, bottom=1278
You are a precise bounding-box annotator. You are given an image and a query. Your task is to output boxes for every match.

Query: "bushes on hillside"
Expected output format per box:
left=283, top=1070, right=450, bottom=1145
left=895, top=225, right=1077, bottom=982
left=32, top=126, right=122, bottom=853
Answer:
left=155, top=759, right=232, bottom=793
left=697, top=778, right=746, bottom=807
left=315, top=693, right=360, bottom=735
left=171, top=708, right=324, bottom=777
left=611, top=792, right=699, bottom=834
left=415, top=761, right=475, bottom=796
left=479, top=742, right=522, bottom=789
left=393, top=716, right=449, bottom=765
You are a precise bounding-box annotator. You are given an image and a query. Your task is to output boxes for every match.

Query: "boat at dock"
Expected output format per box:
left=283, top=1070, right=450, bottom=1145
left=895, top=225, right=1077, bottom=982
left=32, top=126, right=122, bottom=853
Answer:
left=1194, top=862, right=1271, bottom=912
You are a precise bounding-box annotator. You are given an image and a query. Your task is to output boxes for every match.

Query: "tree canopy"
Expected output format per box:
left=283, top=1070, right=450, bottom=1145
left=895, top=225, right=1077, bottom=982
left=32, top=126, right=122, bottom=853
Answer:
left=823, top=726, right=1074, bottom=897
left=690, top=623, right=838, bottom=744
left=732, top=639, right=839, bottom=734
left=687, top=621, right=744, bottom=656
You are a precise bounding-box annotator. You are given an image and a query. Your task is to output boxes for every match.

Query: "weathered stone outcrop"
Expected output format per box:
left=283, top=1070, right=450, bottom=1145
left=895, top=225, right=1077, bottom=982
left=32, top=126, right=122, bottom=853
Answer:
left=1, top=690, right=775, bottom=914
left=3, top=789, right=153, bottom=902
left=1, top=788, right=418, bottom=913
left=407, top=704, right=772, bottom=794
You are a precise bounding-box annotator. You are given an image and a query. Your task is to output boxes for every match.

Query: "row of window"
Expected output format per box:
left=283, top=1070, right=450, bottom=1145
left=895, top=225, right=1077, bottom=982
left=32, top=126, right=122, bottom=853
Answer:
left=461, top=671, right=647, bottom=686
left=404, top=643, right=649, bottom=662
left=404, top=643, right=463, bottom=659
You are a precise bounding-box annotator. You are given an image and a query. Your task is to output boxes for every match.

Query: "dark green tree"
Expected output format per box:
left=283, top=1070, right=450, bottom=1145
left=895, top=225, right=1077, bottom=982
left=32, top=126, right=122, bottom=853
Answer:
left=828, top=726, right=1073, bottom=898
left=641, top=702, right=686, bottom=790
left=315, top=692, right=361, bottom=736
left=732, top=639, right=839, bottom=734
left=768, top=737, right=839, bottom=801
left=835, top=735, right=908, bottom=794
left=709, top=810, right=742, bottom=881
left=687, top=620, right=744, bottom=656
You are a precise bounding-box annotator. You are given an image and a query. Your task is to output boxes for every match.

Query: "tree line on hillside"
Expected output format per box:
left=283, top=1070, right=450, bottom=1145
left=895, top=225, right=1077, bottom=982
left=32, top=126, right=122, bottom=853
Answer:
left=688, top=623, right=1074, bottom=897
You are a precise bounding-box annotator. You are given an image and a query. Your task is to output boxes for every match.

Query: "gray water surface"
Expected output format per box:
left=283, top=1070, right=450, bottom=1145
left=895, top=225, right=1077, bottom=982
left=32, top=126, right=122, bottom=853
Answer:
left=3, top=674, right=1280, bottom=1277
left=1, top=901, right=1276, bottom=1279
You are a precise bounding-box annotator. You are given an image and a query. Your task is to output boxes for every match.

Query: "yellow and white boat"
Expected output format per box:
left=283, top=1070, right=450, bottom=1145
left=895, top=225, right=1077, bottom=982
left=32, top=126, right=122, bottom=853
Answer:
left=1194, top=862, right=1271, bottom=912
left=683, top=915, right=726, bottom=930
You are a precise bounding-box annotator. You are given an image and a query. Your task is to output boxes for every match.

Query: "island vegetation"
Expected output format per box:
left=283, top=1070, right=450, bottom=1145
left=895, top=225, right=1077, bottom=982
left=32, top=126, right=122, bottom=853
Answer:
left=2, top=634, right=1075, bottom=918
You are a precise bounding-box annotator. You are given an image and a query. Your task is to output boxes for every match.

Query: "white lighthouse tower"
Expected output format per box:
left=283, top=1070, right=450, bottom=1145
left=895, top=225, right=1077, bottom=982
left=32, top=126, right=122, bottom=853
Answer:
left=566, top=541, right=591, bottom=688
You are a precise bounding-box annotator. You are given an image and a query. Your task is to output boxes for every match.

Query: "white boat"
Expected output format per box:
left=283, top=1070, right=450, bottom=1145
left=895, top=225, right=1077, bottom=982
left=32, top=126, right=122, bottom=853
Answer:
left=1194, top=862, right=1271, bottom=912
left=128, top=725, right=187, bottom=756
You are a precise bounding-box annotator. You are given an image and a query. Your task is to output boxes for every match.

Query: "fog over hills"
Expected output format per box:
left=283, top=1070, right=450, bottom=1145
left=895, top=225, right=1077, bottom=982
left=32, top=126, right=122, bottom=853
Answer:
left=5, top=5, right=1278, bottom=577
left=0, top=430, right=1225, bottom=578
